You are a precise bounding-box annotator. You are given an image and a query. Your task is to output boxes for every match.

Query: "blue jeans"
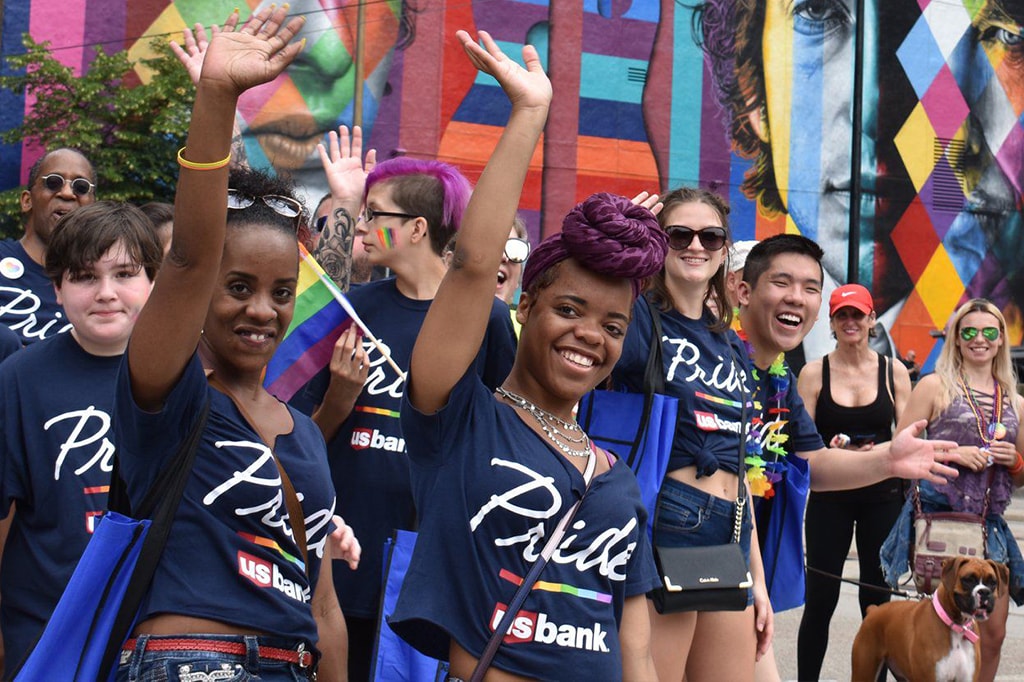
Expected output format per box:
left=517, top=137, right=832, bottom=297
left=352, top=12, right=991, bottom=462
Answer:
left=654, top=477, right=754, bottom=607
left=117, top=634, right=314, bottom=682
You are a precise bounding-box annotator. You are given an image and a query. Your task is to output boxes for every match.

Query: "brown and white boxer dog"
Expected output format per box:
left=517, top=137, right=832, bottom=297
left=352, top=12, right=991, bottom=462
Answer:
left=851, top=556, right=1009, bottom=682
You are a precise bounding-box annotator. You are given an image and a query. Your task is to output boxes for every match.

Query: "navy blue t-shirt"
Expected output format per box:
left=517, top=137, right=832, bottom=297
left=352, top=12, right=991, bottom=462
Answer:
left=0, top=333, right=118, bottom=675
left=114, top=353, right=337, bottom=645
left=614, top=301, right=750, bottom=475
left=291, top=277, right=516, bottom=619
left=0, top=324, right=21, bottom=363
left=391, top=369, right=661, bottom=678
left=0, top=240, right=71, bottom=346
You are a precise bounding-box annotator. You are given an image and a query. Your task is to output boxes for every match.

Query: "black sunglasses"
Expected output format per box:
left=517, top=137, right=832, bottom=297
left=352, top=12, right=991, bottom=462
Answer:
left=665, top=225, right=728, bottom=251
left=959, top=326, right=1000, bottom=342
left=227, top=189, right=303, bottom=221
left=313, top=215, right=329, bottom=234
left=362, top=207, right=419, bottom=223
left=40, top=173, right=94, bottom=197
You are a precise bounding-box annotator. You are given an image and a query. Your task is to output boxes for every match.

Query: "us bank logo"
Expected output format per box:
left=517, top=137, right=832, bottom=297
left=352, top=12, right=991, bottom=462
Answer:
left=489, top=603, right=610, bottom=653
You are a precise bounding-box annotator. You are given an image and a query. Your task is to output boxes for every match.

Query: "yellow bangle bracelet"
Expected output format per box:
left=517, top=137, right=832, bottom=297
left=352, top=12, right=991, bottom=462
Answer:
left=177, top=147, right=231, bottom=171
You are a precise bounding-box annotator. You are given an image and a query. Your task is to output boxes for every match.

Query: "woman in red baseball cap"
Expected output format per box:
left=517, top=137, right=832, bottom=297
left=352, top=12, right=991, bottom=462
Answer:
left=793, top=283, right=913, bottom=679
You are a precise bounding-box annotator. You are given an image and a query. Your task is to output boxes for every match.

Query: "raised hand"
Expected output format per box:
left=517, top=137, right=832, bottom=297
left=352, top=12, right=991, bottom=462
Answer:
left=169, top=12, right=241, bottom=86
left=630, top=190, right=663, bottom=216
left=318, top=126, right=377, bottom=205
left=455, top=30, right=551, bottom=112
left=199, top=5, right=306, bottom=96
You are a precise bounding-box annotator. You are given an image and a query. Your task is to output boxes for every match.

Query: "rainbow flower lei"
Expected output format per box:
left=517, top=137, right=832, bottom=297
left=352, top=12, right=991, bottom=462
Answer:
left=742, top=339, right=791, bottom=498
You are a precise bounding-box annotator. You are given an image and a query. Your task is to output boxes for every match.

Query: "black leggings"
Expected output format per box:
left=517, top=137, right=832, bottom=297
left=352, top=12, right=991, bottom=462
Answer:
left=796, top=492, right=903, bottom=681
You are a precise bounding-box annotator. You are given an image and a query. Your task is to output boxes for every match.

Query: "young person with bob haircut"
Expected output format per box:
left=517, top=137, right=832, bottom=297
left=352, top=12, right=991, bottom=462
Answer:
left=388, top=30, right=665, bottom=680
left=0, top=201, right=161, bottom=676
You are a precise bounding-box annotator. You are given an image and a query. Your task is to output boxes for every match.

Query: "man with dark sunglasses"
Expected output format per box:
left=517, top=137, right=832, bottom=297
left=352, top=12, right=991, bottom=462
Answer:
left=0, top=149, right=96, bottom=346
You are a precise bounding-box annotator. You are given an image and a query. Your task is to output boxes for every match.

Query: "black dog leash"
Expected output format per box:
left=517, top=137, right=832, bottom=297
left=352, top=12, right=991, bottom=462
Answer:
left=804, top=565, right=916, bottom=599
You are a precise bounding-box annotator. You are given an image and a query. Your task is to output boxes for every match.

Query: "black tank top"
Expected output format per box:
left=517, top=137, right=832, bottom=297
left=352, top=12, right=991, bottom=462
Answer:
left=813, top=353, right=903, bottom=500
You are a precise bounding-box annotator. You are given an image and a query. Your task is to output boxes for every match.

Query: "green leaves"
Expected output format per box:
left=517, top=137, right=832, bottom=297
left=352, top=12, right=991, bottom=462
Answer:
left=0, top=35, right=195, bottom=237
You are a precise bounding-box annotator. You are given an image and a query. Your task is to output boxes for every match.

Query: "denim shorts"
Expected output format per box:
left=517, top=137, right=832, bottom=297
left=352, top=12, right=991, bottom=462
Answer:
left=654, top=477, right=754, bottom=607
left=117, top=634, right=315, bottom=681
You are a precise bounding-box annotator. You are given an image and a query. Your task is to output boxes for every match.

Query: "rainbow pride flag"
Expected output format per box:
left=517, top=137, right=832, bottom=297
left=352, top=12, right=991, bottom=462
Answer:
left=264, top=245, right=357, bottom=401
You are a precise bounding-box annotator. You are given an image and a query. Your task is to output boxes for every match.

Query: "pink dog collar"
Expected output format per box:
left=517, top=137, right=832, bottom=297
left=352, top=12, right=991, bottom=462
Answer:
left=933, top=596, right=979, bottom=643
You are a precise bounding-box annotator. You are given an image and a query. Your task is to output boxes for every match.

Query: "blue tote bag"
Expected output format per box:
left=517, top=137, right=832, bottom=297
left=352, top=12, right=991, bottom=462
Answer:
left=13, top=403, right=209, bottom=682
left=757, top=455, right=811, bottom=612
left=372, top=530, right=448, bottom=682
left=578, top=299, right=676, bottom=537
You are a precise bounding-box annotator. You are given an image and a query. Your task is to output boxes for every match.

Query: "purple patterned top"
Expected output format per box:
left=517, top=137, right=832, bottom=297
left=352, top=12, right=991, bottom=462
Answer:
left=928, top=389, right=1019, bottom=516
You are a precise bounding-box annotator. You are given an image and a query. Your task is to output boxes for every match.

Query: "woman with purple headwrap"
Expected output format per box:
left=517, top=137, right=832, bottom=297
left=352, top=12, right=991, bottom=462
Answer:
left=388, top=30, right=667, bottom=680
left=612, top=187, right=772, bottom=680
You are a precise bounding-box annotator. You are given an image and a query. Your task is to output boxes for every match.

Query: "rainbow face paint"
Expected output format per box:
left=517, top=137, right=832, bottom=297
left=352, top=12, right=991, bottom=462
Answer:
left=375, top=227, right=398, bottom=250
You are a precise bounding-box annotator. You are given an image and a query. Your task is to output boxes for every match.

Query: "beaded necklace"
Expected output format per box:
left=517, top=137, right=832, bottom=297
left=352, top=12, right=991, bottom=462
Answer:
left=496, top=387, right=594, bottom=458
left=742, top=336, right=791, bottom=498
left=957, top=375, right=1006, bottom=445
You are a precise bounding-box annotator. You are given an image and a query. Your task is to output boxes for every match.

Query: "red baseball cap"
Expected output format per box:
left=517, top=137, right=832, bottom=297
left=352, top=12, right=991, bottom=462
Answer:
left=829, top=284, right=874, bottom=317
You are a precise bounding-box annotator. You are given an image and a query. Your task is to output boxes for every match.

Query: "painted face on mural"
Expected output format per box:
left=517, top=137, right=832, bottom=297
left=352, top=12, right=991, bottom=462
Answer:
left=744, top=0, right=1023, bottom=338
left=756, top=0, right=917, bottom=316
left=936, top=1, right=1024, bottom=305
left=166, top=0, right=402, bottom=177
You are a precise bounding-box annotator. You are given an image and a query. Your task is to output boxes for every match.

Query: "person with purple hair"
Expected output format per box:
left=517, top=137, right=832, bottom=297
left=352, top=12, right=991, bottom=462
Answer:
left=289, top=127, right=517, bottom=682
left=386, top=30, right=665, bottom=680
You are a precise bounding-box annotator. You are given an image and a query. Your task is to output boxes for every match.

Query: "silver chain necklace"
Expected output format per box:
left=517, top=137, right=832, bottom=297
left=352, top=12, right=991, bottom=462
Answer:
left=497, top=387, right=594, bottom=458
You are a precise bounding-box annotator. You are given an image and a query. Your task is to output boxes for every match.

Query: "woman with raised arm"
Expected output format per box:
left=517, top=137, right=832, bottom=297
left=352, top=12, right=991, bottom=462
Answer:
left=387, top=31, right=666, bottom=680
left=882, top=298, right=1024, bottom=682
left=113, top=8, right=351, bottom=681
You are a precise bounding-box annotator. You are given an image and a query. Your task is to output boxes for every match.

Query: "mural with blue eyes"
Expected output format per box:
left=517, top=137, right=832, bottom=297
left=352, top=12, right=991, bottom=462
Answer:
left=2, top=0, right=1021, bottom=363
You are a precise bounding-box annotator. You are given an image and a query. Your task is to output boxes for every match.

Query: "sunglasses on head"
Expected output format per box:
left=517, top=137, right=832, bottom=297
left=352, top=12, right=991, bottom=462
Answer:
left=504, top=237, right=530, bottom=263
left=40, top=173, right=94, bottom=197
left=361, top=207, right=418, bottom=223
left=665, top=225, right=728, bottom=251
left=959, top=326, right=1000, bottom=342
left=227, top=189, right=303, bottom=221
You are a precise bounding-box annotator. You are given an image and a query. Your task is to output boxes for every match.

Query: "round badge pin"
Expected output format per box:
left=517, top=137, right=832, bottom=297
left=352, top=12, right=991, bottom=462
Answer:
left=0, top=257, right=24, bottom=280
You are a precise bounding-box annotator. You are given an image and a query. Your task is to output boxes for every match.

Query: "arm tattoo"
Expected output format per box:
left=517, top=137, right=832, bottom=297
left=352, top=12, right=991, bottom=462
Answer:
left=313, top=207, right=356, bottom=293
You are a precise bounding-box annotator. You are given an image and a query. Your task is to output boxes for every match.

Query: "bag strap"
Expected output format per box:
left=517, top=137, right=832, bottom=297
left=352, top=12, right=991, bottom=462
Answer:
left=883, top=355, right=897, bottom=431
left=97, top=400, right=210, bottom=680
left=732, top=349, right=749, bottom=544
left=207, top=374, right=309, bottom=569
left=578, top=296, right=664, bottom=468
left=470, top=448, right=598, bottom=682
left=642, top=296, right=666, bottom=395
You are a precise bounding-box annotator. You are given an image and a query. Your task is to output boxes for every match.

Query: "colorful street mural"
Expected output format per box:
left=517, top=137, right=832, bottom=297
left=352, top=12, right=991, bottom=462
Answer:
left=2, top=0, right=1022, bottom=364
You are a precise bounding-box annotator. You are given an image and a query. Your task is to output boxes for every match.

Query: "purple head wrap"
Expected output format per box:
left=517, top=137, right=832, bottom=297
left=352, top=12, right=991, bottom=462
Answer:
left=522, top=193, right=668, bottom=298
